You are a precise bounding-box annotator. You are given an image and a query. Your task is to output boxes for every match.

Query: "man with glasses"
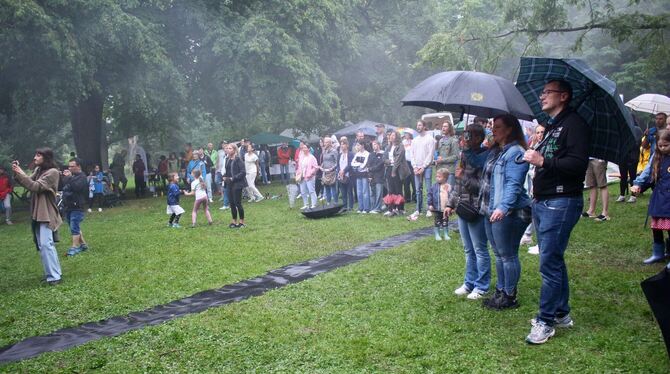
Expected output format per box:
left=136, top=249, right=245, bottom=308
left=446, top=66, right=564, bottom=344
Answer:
left=60, top=158, right=90, bottom=257
left=522, top=80, right=590, bottom=345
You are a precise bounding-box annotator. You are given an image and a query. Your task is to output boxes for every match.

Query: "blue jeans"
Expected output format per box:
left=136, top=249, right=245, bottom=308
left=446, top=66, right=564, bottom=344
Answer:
left=533, top=196, right=583, bottom=325
left=356, top=177, right=370, bottom=212
left=414, top=167, right=432, bottom=212
left=338, top=181, right=354, bottom=209
left=222, top=185, right=230, bottom=207
left=280, top=164, right=289, bottom=184
left=35, top=222, right=62, bottom=282
left=323, top=184, right=336, bottom=204
left=485, top=211, right=528, bottom=295
left=371, top=182, right=384, bottom=211
left=300, top=178, right=317, bottom=207
left=458, top=216, right=490, bottom=292
left=66, top=210, right=85, bottom=235
left=260, top=162, right=269, bottom=184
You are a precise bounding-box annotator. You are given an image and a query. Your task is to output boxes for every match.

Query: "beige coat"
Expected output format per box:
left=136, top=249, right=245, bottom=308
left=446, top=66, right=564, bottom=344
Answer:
left=14, top=167, right=62, bottom=231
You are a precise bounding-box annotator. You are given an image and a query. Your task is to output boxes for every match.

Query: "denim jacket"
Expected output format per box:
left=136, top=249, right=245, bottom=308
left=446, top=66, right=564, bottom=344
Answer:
left=488, top=142, right=531, bottom=214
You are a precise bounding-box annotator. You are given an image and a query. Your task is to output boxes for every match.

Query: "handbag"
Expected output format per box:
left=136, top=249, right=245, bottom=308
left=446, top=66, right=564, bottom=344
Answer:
left=322, top=170, right=337, bottom=186
left=456, top=195, right=480, bottom=222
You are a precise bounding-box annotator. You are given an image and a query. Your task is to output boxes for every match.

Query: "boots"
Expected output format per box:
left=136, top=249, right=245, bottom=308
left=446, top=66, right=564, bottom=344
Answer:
left=434, top=227, right=442, bottom=241
left=643, top=243, right=666, bottom=264
left=442, top=227, right=451, bottom=241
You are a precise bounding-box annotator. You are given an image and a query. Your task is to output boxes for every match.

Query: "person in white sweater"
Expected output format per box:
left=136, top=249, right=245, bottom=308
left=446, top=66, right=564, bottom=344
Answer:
left=409, top=120, right=436, bottom=220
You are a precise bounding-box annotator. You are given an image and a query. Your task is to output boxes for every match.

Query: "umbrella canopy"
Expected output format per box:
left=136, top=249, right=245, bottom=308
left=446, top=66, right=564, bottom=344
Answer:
left=249, top=132, right=296, bottom=145
left=396, top=127, right=418, bottom=137
left=515, top=57, right=636, bottom=163
left=625, top=94, right=670, bottom=115
left=401, top=71, right=535, bottom=120
left=334, top=120, right=394, bottom=137
left=280, top=128, right=321, bottom=143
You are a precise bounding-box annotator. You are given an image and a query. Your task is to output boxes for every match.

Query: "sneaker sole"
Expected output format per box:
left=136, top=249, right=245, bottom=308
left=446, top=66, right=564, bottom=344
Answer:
left=526, top=329, right=555, bottom=344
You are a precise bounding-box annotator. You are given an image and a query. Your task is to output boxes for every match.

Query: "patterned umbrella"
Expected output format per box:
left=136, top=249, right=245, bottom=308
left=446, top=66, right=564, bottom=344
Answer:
left=515, top=57, right=636, bottom=163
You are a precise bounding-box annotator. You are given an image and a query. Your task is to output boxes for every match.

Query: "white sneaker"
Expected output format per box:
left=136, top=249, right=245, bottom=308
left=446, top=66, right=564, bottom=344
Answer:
left=616, top=195, right=626, bottom=202
left=98, top=208, right=102, bottom=212
left=301, top=205, right=309, bottom=210
left=407, top=211, right=420, bottom=221
left=454, top=285, right=471, bottom=296
left=443, top=234, right=451, bottom=241
left=520, top=234, right=533, bottom=245
left=528, top=245, right=539, bottom=255
left=627, top=196, right=636, bottom=203
left=467, top=289, right=486, bottom=300
left=219, top=205, right=229, bottom=210
left=87, top=208, right=92, bottom=213
left=209, top=198, right=214, bottom=203
left=426, top=210, right=433, bottom=217
left=310, top=205, right=317, bottom=209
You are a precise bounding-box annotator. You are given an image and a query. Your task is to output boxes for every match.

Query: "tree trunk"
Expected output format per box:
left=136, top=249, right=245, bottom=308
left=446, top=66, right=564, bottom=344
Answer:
left=70, top=92, right=104, bottom=167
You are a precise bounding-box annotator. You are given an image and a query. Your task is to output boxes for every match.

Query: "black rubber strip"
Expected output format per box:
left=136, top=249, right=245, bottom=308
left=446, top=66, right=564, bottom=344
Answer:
left=0, top=227, right=431, bottom=364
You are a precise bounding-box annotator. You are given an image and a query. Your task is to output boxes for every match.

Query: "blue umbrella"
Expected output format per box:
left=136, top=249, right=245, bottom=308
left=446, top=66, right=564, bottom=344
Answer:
left=401, top=71, right=535, bottom=120
left=515, top=57, right=636, bottom=163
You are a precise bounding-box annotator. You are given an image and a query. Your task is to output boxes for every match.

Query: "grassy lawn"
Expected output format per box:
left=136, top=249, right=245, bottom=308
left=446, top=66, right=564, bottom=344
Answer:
left=1, top=183, right=668, bottom=372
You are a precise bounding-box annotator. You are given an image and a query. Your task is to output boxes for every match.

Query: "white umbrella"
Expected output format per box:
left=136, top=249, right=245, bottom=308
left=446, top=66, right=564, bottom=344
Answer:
left=625, top=94, right=670, bottom=114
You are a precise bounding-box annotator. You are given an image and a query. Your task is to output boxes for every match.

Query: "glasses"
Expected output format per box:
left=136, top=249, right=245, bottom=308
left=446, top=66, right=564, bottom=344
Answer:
left=539, top=89, right=566, bottom=98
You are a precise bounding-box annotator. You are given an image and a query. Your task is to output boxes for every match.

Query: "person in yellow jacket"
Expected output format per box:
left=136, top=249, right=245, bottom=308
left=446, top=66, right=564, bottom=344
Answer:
left=637, top=137, right=651, bottom=175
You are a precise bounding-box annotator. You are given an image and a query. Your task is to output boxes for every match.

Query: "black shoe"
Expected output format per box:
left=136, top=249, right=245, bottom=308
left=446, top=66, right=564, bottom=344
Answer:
left=482, top=289, right=503, bottom=309
left=47, top=279, right=61, bottom=286
left=236, top=223, right=246, bottom=228
left=496, top=293, right=520, bottom=310
left=228, top=223, right=238, bottom=228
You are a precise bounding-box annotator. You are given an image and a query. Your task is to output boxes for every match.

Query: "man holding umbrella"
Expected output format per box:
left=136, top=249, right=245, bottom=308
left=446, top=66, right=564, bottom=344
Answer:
left=523, top=79, right=590, bottom=345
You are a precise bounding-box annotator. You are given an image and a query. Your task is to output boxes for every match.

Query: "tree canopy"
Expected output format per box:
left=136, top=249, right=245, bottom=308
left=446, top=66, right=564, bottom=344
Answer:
left=0, top=0, right=668, bottom=165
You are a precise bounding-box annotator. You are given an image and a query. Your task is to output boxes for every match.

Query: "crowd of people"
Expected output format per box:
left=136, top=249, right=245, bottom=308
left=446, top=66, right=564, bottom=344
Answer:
left=4, top=80, right=670, bottom=346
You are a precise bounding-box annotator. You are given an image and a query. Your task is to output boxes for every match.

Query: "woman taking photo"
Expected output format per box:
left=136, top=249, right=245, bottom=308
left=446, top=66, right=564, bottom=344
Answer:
left=479, top=114, right=532, bottom=309
left=223, top=144, right=247, bottom=228
left=383, top=130, right=410, bottom=216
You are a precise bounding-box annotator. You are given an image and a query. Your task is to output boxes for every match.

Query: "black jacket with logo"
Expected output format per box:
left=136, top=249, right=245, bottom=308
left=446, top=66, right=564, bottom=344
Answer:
left=533, top=108, right=590, bottom=199
left=59, top=172, right=89, bottom=212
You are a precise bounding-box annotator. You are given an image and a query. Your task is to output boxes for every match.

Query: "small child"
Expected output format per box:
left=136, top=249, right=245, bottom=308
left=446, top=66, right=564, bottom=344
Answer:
left=184, top=169, right=212, bottom=228
left=166, top=173, right=185, bottom=228
left=88, top=165, right=104, bottom=212
left=632, top=129, right=670, bottom=264
left=427, top=168, right=453, bottom=241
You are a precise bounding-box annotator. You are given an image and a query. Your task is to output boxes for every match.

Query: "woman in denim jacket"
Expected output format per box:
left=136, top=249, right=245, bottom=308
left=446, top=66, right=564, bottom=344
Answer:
left=479, top=114, right=532, bottom=310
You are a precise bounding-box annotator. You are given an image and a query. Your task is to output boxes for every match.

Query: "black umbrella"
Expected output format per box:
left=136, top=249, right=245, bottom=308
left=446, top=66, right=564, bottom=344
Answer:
left=641, top=264, right=670, bottom=359
left=401, top=71, right=534, bottom=120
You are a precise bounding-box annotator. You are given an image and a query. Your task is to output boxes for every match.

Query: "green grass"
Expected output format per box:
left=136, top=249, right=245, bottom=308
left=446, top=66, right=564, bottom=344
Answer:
left=1, top=184, right=668, bottom=372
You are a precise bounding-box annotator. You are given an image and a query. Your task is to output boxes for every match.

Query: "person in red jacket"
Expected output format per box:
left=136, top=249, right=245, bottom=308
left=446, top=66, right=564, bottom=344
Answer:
left=0, top=165, right=13, bottom=224
left=277, top=142, right=291, bottom=184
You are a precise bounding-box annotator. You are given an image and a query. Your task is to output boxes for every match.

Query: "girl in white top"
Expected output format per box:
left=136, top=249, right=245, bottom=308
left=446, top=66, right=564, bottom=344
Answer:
left=244, top=145, right=264, bottom=202
left=184, top=169, right=212, bottom=227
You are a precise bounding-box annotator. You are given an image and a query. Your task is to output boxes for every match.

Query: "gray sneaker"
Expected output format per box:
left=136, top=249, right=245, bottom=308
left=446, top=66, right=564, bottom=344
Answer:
left=526, top=320, right=556, bottom=345
left=531, top=314, right=574, bottom=328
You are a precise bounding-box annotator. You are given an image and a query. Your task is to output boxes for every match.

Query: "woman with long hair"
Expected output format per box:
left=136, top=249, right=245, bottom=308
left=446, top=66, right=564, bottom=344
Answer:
left=319, top=136, right=338, bottom=204
left=383, top=131, right=411, bottom=216
left=223, top=144, right=248, bottom=228
left=297, top=143, right=319, bottom=209
left=479, top=114, right=531, bottom=309
left=12, top=147, right=63, bottom=285
left=337, top=139, right=354, bottom=211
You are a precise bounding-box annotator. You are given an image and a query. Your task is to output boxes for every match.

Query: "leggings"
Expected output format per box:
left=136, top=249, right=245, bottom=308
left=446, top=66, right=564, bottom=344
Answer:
left=230, top=186, right=245, bottom=220
left=169, top=213, right=181, bottom=224
left=192, top=198, right=212, bottom=224
left=619, top=156, right=639, bottom=195
left=89, top=193, right=103, bottom=209
left=653, top=229, right=669, bottom=245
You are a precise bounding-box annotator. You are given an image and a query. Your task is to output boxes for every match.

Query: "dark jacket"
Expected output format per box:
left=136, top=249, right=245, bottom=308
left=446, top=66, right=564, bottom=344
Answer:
left=447, top=147, right=489, bottom=209
left=368, top=151, right=386, bottom=184
left=59, top=171, right=88, bottom=212
left=637, top=154, right=670, bottom=218
left=225, top=156, right=247, bottom=190
left=533, top=108, right=590, bottom=199
left=167, top=182, right=181, bottom=206
left=387, top=144, right=411, bottom=180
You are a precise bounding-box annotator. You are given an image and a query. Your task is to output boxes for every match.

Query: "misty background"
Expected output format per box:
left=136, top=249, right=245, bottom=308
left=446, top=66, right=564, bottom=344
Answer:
left=1, top=0, right=668, bottom=166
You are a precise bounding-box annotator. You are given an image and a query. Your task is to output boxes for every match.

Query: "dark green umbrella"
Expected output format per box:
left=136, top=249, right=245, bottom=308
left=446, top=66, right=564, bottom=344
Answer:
left=515, top=57, right=636, bottom=163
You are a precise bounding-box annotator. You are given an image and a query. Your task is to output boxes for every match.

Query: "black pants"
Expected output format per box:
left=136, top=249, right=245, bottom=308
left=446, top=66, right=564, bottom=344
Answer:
left=134, top=175, right=146, bottom=197
left=169, top=213, right=181, bottom=224
left=386, top=171, right=405, bottom=211
left=403, top=161, right=415, bottom=201
left=619, top=155, right=639, bottom=196
left=433, top=211, right=448, bottom=228
left=230, top=186, right=245, bottom=220
left=89, top=193, right=103, bottom=209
